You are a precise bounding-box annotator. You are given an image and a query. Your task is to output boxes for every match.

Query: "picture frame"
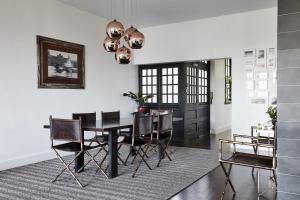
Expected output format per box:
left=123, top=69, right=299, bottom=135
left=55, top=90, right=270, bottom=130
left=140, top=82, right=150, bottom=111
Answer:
left=37, top=35, right=85, bottom=89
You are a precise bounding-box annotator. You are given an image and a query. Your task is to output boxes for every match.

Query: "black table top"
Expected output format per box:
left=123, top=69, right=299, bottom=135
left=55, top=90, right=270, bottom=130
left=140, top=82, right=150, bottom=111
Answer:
left=44, top=117, right=183, bottom=132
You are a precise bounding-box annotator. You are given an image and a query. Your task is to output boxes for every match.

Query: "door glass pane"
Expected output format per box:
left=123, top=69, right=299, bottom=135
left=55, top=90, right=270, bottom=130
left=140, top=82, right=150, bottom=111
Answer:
left=162, top=76, right=167, bottom=84
left=152, top=86, right=157, bottom=93
left=162, top=95, right=167, bottom=103
left=162, top=68, right=167, bottom=75
left=173, top=68, right=178, bottom=74
left=168, top=85, right=173, bottom=93
left=152, top=77, right=157, bottom=84
left=142, top=77, right=147, bottom=85
left=147, top=77, right=152, bottom=84
left=142, top=69, right=147, bottom=76
left=174, top=95, right=178, bottom=103
left=173, top=76, right=178, bottom=84
left=168, top=68, right=173, bottom=74
left=147, top=69, right=152, bottom=76
left=174, top=85, right=178, bottom=93
left=152, top=95, right=157, bottom=103
left=168, top=95, right=173, bottom=103
left=168, top=76, right=172, bottom=84
left=152, top=69, right=157, bottom=75
left=142, top=86, right=147, bottom=93
left=162, top=85, right=167, bottom=93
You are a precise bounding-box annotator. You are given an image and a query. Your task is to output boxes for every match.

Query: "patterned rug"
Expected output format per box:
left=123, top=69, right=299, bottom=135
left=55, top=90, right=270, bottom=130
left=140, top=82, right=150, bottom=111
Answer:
left=0, top=146, right=219, bottom=200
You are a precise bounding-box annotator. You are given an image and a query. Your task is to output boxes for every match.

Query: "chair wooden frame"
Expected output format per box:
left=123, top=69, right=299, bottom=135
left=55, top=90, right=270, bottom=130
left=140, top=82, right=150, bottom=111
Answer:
left=122, top=113, right=154, bottom=177
left=50, top=116, right=108, bottom=188
left=151, top=110, right=173, bottom=167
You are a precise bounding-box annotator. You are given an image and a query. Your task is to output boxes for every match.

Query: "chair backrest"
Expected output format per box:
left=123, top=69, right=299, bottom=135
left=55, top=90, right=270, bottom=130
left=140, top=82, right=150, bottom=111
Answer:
left=72, top=112, right=96, bottom=126
left=49, top=116, right=82, bottom=143
left=101, top=111, right=120, bottom=124
left=158, top=112, right=173, bottom=133
left=132, top=113, right=153, bottom=141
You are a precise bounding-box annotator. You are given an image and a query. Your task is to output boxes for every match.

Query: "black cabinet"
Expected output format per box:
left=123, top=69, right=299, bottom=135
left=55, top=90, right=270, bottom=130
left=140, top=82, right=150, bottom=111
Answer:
left=139, top=61, right=210, bottom=140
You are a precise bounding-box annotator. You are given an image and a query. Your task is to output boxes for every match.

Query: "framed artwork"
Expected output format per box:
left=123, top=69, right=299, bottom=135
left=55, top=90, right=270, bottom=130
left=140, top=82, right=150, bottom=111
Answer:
left=37, top=35, right=85, bottom=89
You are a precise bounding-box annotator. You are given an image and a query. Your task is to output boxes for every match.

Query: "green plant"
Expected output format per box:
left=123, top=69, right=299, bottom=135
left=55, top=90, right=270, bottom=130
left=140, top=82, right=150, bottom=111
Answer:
left=123, top=91, right=153, bottom=106
left=266, top=106, right=277, bottom=121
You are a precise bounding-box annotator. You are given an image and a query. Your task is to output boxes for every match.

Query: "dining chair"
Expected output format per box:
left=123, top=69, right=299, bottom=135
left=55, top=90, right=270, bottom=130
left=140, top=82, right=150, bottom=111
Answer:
left=49, top=116, right=107, bottom=188
left=72, top=112, right=109, bottom=169
left=121, top=112, right=154, bottom=177
left=148, top=110, right=173, bottom=167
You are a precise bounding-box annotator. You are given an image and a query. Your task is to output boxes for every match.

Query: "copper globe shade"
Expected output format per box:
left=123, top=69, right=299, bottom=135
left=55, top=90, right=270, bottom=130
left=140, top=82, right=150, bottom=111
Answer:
left=124, top=26, right=137, bottom=42
left=103, top=36, right=120, bottom=52
left=128, top=30, right=145, bottom=49
left=115, top=46, right=132, bottom=64
left=106, top=19, right=125, bottom=39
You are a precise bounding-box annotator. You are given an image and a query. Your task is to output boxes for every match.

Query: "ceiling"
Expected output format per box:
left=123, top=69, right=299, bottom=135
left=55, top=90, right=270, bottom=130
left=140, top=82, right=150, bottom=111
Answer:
left=58, top=0, right=277, bottom=28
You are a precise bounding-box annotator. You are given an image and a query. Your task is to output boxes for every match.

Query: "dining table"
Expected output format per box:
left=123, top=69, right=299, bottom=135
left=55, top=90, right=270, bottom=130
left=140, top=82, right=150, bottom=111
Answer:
left=44, top=116, right=183, bottom=179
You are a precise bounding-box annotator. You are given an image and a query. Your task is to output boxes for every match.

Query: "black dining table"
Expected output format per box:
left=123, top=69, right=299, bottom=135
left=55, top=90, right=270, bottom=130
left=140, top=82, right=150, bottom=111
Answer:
left=44, top=116, right=183, bottom=179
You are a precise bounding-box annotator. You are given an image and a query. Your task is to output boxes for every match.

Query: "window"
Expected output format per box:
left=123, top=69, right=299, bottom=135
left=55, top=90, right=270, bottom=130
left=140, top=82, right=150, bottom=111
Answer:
left=186, top=67, right=197, bottom=104
left=141, top=68, right=158, bottom=103
left=162, top=67, right=178, bottom=103
left=198, top=68, right=208, bottom=103
left=225, top=59, right=232, bottom=104
left=186, top=65, right=208, bottom=104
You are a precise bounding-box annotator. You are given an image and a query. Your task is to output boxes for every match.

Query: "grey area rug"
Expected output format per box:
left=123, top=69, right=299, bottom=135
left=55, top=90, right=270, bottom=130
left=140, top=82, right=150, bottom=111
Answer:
left=0, top=146, right=219, bottom=200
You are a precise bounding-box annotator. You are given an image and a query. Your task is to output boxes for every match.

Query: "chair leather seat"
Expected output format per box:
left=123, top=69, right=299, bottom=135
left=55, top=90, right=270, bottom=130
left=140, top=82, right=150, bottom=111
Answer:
left=122, top=137, right=149, bottom=146
left=52, top=142, right=99, bottom=152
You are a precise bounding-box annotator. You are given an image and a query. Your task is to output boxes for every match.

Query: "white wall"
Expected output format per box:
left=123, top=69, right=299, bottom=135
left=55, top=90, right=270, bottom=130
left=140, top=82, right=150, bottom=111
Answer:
left=0, top=0, right=137, bottom=170
left=135, top=8, right=277, bottom=135
left=210, top=59, right=232, bottom=134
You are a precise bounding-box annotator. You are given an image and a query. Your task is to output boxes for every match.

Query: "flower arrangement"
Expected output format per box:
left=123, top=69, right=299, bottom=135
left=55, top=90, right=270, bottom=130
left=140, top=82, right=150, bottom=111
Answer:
left=266, top=106, right=277, bottom=128
left=123, top=91, right=153, bottom=112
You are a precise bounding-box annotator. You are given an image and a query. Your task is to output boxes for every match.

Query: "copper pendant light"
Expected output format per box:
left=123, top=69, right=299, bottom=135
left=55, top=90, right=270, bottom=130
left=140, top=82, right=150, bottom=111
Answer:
left=128, top=30, right=145, bottom=49
left=115, top=45, right=132, bottom=64
left=103, top=36, right=120, bottom=52
left=106, top=19, right=125, bottom=39
left=124, top=25, right=137, bottom=42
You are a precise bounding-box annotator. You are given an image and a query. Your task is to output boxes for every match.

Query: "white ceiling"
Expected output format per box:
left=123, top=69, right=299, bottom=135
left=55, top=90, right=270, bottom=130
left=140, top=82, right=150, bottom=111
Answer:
left=58, top=0, right=277, bottom=28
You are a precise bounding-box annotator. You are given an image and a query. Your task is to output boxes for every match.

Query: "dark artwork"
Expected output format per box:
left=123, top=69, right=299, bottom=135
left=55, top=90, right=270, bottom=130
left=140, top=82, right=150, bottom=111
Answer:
left=48, top=50, right=78, bottom=79
left=37, top=36, right=85, bottom=89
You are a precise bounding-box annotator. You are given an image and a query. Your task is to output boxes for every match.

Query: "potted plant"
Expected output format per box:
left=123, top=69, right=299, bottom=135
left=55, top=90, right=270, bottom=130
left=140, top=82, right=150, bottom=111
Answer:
left=266, top=106, right=277, bottom=129
left=123, top=91, right=153, bottom=113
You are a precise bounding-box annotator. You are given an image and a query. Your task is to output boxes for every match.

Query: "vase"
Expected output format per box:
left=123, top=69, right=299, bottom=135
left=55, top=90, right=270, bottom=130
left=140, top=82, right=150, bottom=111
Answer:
left=138, top=106, right=146, bottom=113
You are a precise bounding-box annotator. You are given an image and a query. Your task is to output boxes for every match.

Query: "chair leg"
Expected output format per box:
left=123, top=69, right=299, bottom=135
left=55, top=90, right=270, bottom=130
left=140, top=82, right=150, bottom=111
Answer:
left=132, top=144, right=152, bottom=178
left=124, top=151, right=131, bottom=165
left=157, top=140, right=172, bottom=167
left=131, top=146, right=141, bottom=164
left=85, top=151, right=108, bottom=179
left=220, top=162, right=236, bottom=195
left=140, top=146, right=149, bottom=158
left=52, top=149, right=84, bottom=188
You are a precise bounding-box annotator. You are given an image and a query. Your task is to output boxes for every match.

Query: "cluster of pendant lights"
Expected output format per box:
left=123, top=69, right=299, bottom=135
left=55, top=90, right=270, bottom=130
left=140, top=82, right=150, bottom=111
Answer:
left=103, top=19, right=145, bottom=64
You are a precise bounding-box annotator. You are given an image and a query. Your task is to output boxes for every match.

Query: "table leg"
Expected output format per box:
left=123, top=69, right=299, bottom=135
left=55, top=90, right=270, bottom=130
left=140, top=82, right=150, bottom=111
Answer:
left=74, top=152, right=84, bottom=173
left=108, top=129, right=118, bottom=178
left=158, top=139, right=166, bottom=159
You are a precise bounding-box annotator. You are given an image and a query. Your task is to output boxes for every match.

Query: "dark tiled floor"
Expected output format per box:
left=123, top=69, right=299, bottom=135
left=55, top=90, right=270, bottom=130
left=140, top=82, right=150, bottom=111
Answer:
left=169, top=132, right=277, bottom=200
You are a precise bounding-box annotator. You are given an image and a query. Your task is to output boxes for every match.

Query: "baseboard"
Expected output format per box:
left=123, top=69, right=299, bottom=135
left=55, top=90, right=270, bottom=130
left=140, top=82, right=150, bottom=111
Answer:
left=0, top=151, right=72, bottom=171
left=211, top=125, right=231, bottom=134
